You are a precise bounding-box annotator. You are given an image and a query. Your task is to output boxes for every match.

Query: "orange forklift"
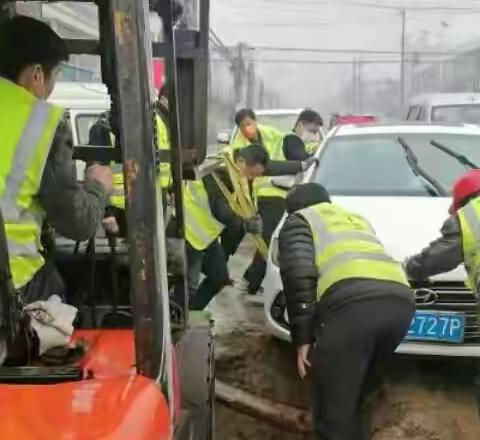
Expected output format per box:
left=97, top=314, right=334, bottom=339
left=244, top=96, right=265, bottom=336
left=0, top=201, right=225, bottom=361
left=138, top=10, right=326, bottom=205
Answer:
left=0, top=0, right=214, bottom=438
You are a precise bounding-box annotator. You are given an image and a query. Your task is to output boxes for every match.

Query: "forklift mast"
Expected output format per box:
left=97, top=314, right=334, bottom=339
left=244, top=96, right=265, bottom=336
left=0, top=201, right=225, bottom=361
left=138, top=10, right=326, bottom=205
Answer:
left=0, top=0, right=211, bottom=385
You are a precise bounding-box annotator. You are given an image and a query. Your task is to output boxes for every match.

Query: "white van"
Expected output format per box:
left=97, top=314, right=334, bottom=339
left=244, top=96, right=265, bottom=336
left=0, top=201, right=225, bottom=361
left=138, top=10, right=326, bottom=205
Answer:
left=407, top=93, right=480, bottom=125
left=48, top=82, right=110, bottom=177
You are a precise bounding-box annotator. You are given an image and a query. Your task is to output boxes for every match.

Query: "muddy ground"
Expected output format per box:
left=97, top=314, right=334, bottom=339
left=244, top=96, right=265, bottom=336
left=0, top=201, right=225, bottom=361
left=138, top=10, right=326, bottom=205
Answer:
left=210, top=241, right=480, bottom=439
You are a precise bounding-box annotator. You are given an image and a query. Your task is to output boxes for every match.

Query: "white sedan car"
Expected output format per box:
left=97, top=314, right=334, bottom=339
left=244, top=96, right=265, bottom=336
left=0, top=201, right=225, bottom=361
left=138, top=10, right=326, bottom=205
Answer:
left=264, top=123, right=480, bottom=358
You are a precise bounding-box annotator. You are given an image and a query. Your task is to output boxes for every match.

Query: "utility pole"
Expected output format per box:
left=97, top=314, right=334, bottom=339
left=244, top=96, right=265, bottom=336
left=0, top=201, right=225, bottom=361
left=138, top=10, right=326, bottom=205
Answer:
left=400, top=8, right=406, bottom=111
left=352, top=58, right=357, bottom=113
left=357, top=58, right=362, bottom=113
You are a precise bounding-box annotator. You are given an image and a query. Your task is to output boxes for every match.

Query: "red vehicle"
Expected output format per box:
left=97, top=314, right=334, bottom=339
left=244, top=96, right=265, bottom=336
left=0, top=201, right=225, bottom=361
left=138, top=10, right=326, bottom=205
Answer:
left=330, top=114, right=378, bottom=127
left=0, top=1, right=214, bottom=439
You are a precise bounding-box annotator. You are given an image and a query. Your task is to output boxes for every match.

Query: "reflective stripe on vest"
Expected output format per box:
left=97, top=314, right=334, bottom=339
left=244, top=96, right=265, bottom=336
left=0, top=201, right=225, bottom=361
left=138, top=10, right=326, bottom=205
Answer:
left=298, top=203, right=408, bottom=299
left=109, top=116, right=171, bottom=210
left=183, top=180, right=225, bottom=251
left=252, top=128, right=289, bottom=200
left=0, top=77, right=64, bottom=288
left=458, top=198, right=480, bottom=291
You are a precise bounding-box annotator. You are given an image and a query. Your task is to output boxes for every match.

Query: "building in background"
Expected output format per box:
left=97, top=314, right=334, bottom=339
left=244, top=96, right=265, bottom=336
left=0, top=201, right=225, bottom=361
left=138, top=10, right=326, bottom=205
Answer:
left=412, top=40, right=480, bottom=95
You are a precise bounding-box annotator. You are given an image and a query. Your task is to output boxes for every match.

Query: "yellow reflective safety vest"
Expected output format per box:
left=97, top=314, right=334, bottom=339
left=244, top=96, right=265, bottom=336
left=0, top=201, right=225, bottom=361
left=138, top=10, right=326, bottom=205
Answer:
left=109, top=114, right=172, bottom=210
left=183, top=180, right=225, bottom=251
left=297, top=203, right=408, bottom=300
left=457, top=197, right=480, bottom=291
left=305, top=141, right=320, bottom=155
left=0, top=77, right=64, bottom=289
left=108, top=132, right=126, bottom=210
left=229, top=124, right=282, bottom=156
left=229, top=125, right=286, bottom=201
left=156, top=114, right=172, bottom=190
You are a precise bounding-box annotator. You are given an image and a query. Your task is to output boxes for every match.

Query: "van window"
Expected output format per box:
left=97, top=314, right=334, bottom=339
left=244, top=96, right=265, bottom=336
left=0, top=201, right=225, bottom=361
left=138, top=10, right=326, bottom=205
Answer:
left=418, top=106, right=427, bottom=121
left=406, top=106, right=420, bottom=120
left=75, top=114, right=107, bottom=145
left=432, top=105, right=480, bottom=124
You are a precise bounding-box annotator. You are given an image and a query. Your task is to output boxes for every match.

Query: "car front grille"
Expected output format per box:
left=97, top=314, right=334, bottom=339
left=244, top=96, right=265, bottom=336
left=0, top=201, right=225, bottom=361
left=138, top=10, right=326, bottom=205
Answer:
left=415, top=282, right=480, bottom=343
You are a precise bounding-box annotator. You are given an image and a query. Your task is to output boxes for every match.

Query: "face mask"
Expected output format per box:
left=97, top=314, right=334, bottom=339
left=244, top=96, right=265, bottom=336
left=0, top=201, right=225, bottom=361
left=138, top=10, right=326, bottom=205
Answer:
left=243, top=125, right=257, bottom=141
left=303, top=131, right=320, bottom=144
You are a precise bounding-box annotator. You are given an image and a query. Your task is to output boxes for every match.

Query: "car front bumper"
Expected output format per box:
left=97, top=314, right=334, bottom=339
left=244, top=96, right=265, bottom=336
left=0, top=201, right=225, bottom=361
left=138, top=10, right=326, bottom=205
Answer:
left=263, top=263, right=480, bottom=358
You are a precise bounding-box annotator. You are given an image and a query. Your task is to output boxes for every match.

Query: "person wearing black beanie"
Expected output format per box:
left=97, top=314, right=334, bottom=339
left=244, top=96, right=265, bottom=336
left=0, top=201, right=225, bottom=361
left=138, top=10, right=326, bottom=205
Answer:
left=278, top=183, right=414, bottom=439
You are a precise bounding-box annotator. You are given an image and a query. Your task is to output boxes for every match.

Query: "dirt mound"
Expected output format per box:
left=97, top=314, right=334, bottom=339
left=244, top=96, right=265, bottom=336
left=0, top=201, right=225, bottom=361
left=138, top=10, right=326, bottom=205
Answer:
left=216, top=325, right=480, bottom=439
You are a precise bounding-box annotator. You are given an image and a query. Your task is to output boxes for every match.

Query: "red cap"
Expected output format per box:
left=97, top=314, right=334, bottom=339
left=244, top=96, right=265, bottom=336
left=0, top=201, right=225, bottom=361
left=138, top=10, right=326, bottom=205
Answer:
left=450, top=169, right=480, bottom=213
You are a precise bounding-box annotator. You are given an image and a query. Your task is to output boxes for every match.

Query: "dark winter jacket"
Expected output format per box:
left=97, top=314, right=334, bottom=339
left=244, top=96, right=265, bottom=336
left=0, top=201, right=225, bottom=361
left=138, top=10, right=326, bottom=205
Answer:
left=279, top=210, right=414, bottom=348
left=406, top=216, right=463, bottom=281
left=282, top=133, right=311, bottom=161
left=203, top=169, right=243, bottom=231
left=37, top=120, right=108, bottom=242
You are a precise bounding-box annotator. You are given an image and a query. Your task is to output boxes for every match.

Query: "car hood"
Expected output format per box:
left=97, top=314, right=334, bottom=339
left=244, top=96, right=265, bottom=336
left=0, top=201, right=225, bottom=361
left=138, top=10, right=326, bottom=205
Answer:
left=274, top=196, right=465, bottom=282
left=332, top=196, right=464, bottom=282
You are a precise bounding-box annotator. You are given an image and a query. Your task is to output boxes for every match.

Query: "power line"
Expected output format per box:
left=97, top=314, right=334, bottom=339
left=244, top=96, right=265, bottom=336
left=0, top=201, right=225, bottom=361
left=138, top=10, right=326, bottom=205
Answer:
left=211, top=58, right=456, bottom=65
left=244, top=46, right=451, bottom=56
left=227, top=0, right=480, bottom=13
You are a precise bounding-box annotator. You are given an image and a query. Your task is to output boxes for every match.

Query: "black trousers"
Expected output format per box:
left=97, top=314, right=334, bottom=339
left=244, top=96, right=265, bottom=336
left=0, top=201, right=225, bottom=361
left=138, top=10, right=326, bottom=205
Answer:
left=185, top=240, right=230, bottom=310
left=19, top=260, right=66, bottom=303
left=311, top=295, right=414, bottom=440
left=220, top=223, right=245, bottom=262
left=243, top=196, right=285, bottom=293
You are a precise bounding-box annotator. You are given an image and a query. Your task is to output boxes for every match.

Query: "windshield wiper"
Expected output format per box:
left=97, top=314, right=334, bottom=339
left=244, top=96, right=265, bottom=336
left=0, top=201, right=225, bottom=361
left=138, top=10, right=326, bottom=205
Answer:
left=430, top=140, right=480, bottom=170
left=396, top=137, right=448, bottom=196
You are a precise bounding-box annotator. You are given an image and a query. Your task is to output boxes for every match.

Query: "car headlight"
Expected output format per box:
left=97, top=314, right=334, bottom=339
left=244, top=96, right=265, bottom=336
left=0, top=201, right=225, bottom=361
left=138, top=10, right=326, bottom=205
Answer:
left=271, top=237, right=279, bottom=267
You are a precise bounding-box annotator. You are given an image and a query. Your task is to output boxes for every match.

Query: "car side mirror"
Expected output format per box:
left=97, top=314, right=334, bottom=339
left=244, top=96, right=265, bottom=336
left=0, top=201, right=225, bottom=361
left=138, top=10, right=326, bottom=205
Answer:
left=271, top=176, right=296, bottom=190
left=217, top=132, right=230, bottom=145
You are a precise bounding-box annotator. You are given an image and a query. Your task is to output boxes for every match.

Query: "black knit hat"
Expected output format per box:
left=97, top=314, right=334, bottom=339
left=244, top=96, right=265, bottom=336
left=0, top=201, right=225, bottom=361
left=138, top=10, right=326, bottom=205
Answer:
left=286, top=183, right=331, bottom=214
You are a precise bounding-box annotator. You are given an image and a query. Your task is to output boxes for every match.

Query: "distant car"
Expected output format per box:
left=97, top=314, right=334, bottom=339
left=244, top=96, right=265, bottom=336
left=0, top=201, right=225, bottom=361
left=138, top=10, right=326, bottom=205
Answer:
left=332, top=114, right=378, bottom=126
left=264, top=123, right=480, bottom=358
left=216, top=108, right=303, bottom=145
left=407, top=93, right=480, bottom=125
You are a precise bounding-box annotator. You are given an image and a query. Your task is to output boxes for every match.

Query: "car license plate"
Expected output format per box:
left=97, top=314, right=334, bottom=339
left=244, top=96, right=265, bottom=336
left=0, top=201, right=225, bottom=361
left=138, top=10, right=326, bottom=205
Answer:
left=405, top=311, right=465, bottom=344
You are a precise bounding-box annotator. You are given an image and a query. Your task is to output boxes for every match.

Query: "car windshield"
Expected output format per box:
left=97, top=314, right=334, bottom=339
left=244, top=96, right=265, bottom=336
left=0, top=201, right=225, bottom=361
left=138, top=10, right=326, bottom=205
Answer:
left=313, top=132, right=480, bottom=196
left=432, top=105, right=480, bottom=124
left=257, top=113, right=299, bottom=132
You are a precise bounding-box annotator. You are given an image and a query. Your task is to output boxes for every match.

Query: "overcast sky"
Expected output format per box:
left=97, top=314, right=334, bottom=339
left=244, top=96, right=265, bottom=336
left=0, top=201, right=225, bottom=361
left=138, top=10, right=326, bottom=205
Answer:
left=210, top=0, right=480, bottom=112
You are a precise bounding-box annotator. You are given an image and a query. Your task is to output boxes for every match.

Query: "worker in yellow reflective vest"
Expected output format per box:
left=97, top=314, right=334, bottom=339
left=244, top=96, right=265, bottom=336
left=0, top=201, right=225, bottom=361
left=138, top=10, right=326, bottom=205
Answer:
left=288, top=109, right=324, bottom=157
left=228, top=108, right=318, bottom=304
left=278, top=183, right=414, bottom=439
left=90, top=87, right=172, bottom=237
left=174, top=145, right=267, bottom=310
left=406, top=169, right=480, bottom=291
left=0, top=16, right=112, bottom=363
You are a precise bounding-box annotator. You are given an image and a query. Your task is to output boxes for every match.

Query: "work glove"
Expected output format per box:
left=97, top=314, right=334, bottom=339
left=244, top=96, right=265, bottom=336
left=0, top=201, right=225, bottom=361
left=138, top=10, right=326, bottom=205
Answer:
left=301, top=156, right=319, bottom=172
left=102, top=216, right=120, bottom=235
left=244, top=215, right=263, bottom=235
left=24, top=295, right=77, bottom=356
left=166, top=238, right=185, bottom=276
